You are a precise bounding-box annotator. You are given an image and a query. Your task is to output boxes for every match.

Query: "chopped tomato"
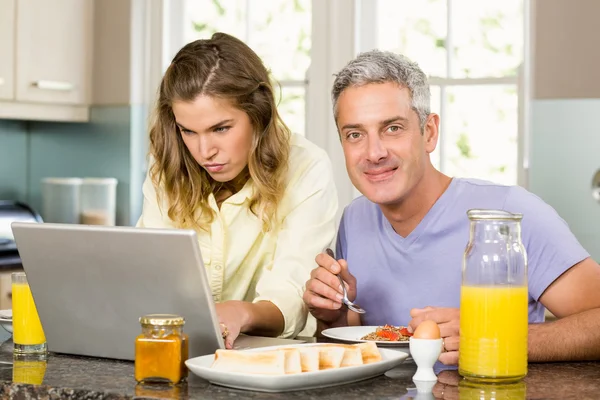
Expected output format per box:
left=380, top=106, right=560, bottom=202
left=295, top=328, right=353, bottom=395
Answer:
left=399, top=327, right=413, bottom=337
left=376, top=330, right=400, bottom=341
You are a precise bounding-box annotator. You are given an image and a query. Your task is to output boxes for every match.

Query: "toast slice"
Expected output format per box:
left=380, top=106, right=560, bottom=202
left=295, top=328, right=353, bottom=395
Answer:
left=317, top=345, right=347, bottom=370
left=211, top=349, right=286, bottom=375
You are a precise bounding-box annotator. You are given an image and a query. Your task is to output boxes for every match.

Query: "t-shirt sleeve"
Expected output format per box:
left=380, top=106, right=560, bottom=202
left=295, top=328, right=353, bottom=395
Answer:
left=503, top=186, right=590, bottom=301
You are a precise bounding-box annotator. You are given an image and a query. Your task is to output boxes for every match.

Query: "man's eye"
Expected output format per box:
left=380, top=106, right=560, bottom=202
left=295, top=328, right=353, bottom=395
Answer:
left=388, top=125, right=401, bottom=133
left=347, top=132, right=362, bottom=140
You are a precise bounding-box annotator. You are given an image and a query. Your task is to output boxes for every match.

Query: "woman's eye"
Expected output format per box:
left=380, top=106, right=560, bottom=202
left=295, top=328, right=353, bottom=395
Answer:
left=215, top=126, right=230, bottom=133
left=181, top=128, right=195, bottom=136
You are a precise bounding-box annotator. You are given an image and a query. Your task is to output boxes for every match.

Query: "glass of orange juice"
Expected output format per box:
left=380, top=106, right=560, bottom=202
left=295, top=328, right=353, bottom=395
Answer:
left=11, top=272, right=47, bottom=354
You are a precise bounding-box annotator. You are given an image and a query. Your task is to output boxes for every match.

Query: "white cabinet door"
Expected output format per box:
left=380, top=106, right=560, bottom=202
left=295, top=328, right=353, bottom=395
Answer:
left=0, top=0, right=15, bottom=100
left=15, top=0, right=93, bottom=105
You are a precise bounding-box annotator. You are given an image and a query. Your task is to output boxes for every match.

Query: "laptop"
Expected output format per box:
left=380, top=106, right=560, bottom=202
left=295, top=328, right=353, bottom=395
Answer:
left=10, top=222, right=304, bottom=360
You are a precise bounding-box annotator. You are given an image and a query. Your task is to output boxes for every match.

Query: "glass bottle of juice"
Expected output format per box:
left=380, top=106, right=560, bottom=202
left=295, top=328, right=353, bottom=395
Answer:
left=459, top=209, right=528, bottom=383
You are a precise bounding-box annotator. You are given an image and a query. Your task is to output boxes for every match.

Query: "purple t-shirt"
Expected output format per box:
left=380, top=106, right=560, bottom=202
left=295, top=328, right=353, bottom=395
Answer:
left=336, top=178, right=589, bottom=326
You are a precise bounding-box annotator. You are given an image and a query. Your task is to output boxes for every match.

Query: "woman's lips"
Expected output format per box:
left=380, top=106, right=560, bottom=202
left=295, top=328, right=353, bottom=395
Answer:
left=205, top=164, right=225, bottom=173
left=364, top=167, right=397, bottom=182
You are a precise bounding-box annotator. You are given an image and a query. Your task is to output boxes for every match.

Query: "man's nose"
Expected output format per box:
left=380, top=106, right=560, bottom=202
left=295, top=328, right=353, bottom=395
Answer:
left=366, top=134, right=387, bottom=163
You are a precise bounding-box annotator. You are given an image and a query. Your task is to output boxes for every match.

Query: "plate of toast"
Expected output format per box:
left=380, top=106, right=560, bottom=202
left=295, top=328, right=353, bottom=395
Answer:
left=185, top=342, right=408, bottom=392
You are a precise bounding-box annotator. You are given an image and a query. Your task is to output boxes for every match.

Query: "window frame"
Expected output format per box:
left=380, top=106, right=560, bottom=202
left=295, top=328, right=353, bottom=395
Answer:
left=357, top=0, right=531, bottom=189
left=145, top=0, right=532, bottom=216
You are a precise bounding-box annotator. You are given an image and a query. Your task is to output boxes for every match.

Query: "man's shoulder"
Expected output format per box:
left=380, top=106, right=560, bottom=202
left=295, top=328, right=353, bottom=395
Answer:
left=453, top=177, right=514, bottom=196
left=451, top=178, right=543, bottom=211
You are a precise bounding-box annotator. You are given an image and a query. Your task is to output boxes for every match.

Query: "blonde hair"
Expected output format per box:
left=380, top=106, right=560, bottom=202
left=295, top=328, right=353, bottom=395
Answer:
left=148, top=32, right=290, bottom=231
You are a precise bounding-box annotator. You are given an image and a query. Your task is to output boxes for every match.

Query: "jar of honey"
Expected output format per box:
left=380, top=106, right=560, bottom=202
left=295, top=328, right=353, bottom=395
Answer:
left=134, top=314, right=189, bottom=384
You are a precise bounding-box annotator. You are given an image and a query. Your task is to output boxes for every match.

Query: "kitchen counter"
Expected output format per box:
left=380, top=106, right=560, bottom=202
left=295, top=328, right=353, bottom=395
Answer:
left=0, top=339, right=598, bottom=399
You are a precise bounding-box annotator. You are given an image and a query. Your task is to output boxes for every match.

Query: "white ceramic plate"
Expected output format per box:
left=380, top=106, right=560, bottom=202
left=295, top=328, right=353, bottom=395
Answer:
left=185, top=343, right=409, bottom=393
left=321, top=326, right=410, bottom=347
left=0, top=309, right=12, bottom=334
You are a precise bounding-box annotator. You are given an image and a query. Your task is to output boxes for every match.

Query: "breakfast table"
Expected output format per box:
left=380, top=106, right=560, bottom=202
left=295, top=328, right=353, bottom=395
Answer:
left=0, top=337, right=598, bottom=399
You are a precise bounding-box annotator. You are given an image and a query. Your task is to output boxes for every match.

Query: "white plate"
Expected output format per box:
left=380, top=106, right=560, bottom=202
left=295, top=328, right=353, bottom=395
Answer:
left=0, top=309, right=12, bottom=334
left=321, top=326, right=410, bottom=347
left=185, top=343, right=409, bottom=393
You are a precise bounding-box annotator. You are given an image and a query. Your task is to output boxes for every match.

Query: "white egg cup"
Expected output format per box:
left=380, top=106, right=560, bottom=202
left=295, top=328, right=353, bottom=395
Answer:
left=409, top=337, right=443, bottom=382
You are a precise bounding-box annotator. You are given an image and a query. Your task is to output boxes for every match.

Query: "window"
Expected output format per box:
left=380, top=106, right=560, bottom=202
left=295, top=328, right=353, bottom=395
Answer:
left=182, top=0, right=311, bottom=137
left=367, top=0, right=525, bottom=185
left=156, top=0, right=527, bottom=212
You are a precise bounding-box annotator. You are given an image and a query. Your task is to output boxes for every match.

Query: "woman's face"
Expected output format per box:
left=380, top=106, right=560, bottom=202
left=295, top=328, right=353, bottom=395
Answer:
left=173, top=95, right=254, bottom=183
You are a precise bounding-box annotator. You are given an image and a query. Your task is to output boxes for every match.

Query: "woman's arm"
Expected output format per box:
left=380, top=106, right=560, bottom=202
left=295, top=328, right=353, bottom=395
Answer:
left=252, top=144, right=339, bottom=338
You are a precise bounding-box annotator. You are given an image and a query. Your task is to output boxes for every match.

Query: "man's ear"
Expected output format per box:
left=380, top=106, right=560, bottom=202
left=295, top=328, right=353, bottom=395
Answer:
left=424, top=113, right=440, bottom=154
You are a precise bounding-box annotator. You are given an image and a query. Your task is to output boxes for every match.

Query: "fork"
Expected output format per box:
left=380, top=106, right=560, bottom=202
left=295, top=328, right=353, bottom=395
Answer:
left=324, top=248, right=366, bottom=314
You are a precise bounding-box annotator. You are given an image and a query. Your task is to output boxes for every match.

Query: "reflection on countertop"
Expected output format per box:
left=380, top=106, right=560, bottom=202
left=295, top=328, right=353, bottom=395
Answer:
left=0, top=339, right=597, bottom=399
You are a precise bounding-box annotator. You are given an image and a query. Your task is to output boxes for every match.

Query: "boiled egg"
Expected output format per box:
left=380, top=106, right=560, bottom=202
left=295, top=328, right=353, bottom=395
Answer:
left=413, top=320, right=441, bottom=339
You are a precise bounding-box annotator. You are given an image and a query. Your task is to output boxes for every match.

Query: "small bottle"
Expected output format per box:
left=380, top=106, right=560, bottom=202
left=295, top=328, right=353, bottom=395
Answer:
left=134, top=314, right=189, bottom=384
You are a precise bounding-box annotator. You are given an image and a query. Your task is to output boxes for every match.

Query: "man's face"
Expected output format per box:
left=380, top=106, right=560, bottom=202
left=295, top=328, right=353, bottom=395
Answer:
left=336, top=82, right=439, bottom=206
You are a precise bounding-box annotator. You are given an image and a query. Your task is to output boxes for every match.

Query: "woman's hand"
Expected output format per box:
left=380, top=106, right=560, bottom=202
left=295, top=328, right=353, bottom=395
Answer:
left=215, top=300, right=285, bottom=349
left=215, top=300, right=251, bottom=349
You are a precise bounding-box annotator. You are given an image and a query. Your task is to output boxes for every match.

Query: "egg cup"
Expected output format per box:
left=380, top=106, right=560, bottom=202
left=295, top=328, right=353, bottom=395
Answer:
left=409, top=337, right=443, bottom=381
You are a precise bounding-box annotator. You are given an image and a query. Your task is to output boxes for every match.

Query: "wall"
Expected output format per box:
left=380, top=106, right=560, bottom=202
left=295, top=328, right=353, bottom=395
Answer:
left=0, top=107, right=140, bottom=225
left=529, top=0, right=600, bottom=260
left=0, top=120, right=27, bottom=201
left=0, top=0, right=150, bottom=226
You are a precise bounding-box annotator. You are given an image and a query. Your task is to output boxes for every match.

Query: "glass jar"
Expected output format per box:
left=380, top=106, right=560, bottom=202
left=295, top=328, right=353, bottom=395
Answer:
left=459, top=209, right=528, bottom=383
left=134, top=314, right=189, bottom=384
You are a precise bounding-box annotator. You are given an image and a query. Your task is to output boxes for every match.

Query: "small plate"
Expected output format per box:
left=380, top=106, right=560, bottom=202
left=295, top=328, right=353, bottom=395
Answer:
left=321, top=326, right=410, bottom=347
left=0, top=309, right=12, bottom=334
left=185, top=343, right=408, bottom=393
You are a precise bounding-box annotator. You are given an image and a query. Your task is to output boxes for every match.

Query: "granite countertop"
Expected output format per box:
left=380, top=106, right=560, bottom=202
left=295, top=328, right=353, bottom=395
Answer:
left=0, top=339, right=598, bottom=399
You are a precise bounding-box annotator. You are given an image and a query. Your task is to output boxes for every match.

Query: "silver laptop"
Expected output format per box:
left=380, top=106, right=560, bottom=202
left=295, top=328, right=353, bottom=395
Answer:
left=10, top=222, right=304, bottom=360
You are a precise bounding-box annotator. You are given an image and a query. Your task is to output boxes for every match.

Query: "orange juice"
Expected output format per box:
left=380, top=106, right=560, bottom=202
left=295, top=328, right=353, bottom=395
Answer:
left=12, top=283, right=46, bottom=346
left=12, top=359, right=47, bottom=385
left=459, top=285, right=528, bottom=382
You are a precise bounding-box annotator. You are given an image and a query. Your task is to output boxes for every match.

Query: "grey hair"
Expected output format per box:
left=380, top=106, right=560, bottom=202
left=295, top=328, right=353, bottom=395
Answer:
left=332, top=50, right=431, bottom=130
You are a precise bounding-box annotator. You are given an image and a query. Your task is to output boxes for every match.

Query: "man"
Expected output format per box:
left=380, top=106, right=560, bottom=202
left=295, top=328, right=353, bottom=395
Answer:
left=303, top=50, right=600, bottom=364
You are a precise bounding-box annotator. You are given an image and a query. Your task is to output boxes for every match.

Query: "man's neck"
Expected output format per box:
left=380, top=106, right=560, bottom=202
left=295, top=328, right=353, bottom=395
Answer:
left=379, top=168, right=452, bottom=238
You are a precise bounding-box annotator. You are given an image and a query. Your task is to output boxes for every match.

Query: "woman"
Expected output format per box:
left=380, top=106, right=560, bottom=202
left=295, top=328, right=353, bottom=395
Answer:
left=137, top=32, right=338, bottom=348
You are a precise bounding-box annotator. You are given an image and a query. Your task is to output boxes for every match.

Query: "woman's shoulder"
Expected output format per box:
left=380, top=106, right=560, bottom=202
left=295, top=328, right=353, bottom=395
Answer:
left=287, top=133, right=331, bottom=173
left=281, top=133, right=335, bottom=193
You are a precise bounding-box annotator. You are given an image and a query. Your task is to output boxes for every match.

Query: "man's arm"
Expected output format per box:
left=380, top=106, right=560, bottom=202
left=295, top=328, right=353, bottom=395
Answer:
left=409, top=258, right=600, bottom=365
left=529, top=257, right=600, bottom=362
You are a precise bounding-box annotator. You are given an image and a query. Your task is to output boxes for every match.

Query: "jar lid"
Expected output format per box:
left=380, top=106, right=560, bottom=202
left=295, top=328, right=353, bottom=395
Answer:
left=139, top=314, right=185, bottom=326
left=42, top=177, right=83, bottom=185
left=82, top=177, right=118, bottom=185
left=467, top=209, right=523, bottom=221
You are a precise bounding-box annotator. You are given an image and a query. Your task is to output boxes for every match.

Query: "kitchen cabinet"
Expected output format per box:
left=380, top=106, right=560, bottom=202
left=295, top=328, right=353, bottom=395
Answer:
left=0, top=0, right=93, bottom=122
left=0, top=0, right=15, bottom=101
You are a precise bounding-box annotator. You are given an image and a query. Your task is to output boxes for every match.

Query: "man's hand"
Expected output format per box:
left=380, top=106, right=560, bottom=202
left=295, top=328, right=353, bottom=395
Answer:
left=409, top=306, right=460, bottom=365
left=303, top=251, right=357, bottom=325
left=432, top=370, right=461, bottom=400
